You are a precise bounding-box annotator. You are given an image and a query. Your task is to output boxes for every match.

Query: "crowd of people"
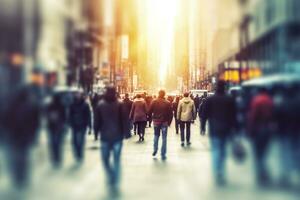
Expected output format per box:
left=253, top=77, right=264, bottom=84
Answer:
left=0, top=80, right=300, bottom=195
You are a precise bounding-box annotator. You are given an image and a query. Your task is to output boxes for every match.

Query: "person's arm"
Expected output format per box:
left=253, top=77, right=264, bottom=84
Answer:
left=129, top=102, right=135, bottom=120
left=192, top=102, right=196, bottom=120
left=177, top=102, right=182, bottom=121
left=121, top=103, right=131, bottom=139
left=148, top=101, right=154, bottom=116
left=167, top=103, right=173, bottom=126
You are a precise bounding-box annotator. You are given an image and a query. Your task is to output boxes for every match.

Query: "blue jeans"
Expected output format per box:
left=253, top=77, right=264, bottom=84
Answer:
left=153, top=124, right=168, bottom=157
left=101, top=141, right=123, bottom=186
left=72, top=128, right=86, bottom=162
left=48, top=129, right=65, bottom=166
left=210, top=136, right=227, bottom=180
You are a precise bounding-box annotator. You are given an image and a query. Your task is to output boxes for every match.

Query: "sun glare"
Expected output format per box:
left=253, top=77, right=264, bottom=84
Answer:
left=146, top=0, right=179, bottom=86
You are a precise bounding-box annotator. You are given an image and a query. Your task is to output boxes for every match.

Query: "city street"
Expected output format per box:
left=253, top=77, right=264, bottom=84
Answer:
left=0, top=121, right=299, bottom=200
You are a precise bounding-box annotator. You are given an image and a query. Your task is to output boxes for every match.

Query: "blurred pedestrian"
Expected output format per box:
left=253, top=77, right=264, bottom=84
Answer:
left=3, top=84, right=41, bottom=188
left=70, top=91, right=92, bottom=163
left=46, top=93, right=67, bottom=168
left=172, top=96, right=180, bottom=134
left=198, top=92, right=208, bottom=133
left=145, top=96, right=153, bottom=128
left=248, top=88, right=274, bottom=186
left=91, top=93, right=101, bottom=140
left=94, top=86, right=131, bottom=192
left=123, top=93, right=133, bottom=133
left=177, top=92, right=196, bottom=146
left=201, top=81, right=237, bottom=185
left=130, top=94, right=147, bottom=142
left=274, top=87, right=300, bottom=186
left=148, top=90, right=173, bottom=160
left=194, top=95, right=200, bottom=113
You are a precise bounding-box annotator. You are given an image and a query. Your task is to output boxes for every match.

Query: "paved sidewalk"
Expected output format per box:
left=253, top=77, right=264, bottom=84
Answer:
left=0, top=121, right=299, bottom=200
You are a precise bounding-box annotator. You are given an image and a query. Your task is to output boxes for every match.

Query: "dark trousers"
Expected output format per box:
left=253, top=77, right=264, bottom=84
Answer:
left=136, top=121, right=147, bottom=139
left=72, top=128, right=86, bottom=162
left=48, top=130, right=65, bottom=167
left=134, top=122, right=138, bottom=134
left=252, top=134, right=271, bottom=183
left=180, top=121, right=191, bottom=143
left=175, top=118, right=180, bottom=134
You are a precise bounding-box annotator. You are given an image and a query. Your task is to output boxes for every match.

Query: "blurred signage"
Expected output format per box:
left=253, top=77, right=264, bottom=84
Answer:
left=220, top=68, right=262, bottom=83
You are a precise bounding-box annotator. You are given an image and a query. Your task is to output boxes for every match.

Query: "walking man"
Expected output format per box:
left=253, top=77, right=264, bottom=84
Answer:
left=94, top=86, right=131, bottom=193
left=70, top=91, right=92, bottom=163
left=201, top=81, right=236, bottom=185
left=177, top=92, right=196, bottom=147
left=148, top=90, right=173, bottom=160
left=130, top=94, right=147, bottom=142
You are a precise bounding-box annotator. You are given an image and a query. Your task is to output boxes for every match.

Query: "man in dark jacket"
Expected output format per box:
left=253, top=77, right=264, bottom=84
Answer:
left=201, top=81, right=236, bottom=185
left=94, top=86, right=131, bottom=192
left=3, top=84, right=41, bottom=188
left=123, top=93, right=133, bottom=134
left=70, top=91, right=91, bottom=163
left=46, top=93, right=67, bottom=168
left=148, top=90, right=173, bottom=160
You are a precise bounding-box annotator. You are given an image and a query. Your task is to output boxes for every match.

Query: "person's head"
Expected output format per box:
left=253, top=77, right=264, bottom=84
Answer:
left=136, top=94, right=142, bottom=99
left=203, top=92, right=208, bottom=98
left=158, top=90, right=165, bottom=98
left=183, top=92, right=189, bottom=97
left=104, top=86, right=117, bottom=102
left=175, top=96, right=180, bottom=103
left=216, top=80, right=226, bottom=95
left=125, top=93, right=129, bottom=98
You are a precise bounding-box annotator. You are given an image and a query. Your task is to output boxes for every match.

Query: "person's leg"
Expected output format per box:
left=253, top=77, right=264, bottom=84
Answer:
left=101, top=142, right=113, bottom=184
left=253, top=135, right=270, bottom=185
left=134, top=123, right=137, bottom=135
left=71, top=129, right=78, bottom=160
left=161, top=125, right=168, bottom=160
left=141, top=121, right=146, bottom=141
left=210, top=136, right=224, bottom=184
left=179, top=121, right=185, bottom=146
left=153, top=125, right=160, bottom=155
left=175, top=119, right=179, bottom=134
left=186, top=122, right=191, bottom=145
left=137, top=122, right=142, bottom=141
left=112, top=141, right=123, bottom=186
left=78, top=129, right=86, bottom=162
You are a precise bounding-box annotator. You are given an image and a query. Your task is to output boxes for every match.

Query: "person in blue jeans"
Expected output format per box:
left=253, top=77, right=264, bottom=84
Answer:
left=70, top=91, right=91, bottom=163
left=94, top=86, right=131, bottom=193
left=148, top=90, right=173, bottom=160
left=201, top=81, right=237, bottom=185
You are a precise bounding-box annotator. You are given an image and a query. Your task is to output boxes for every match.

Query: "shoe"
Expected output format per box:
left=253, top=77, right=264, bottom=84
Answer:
left=162, top=155, right=167, bottom=161
left=181, top=142, right=185, bottom=147
left=187, top=142, right=191, bottom=146
left=152, top=151, right=157, bottom=156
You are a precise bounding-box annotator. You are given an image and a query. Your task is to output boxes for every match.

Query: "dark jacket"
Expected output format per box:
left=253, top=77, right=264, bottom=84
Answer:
left=94, top=99, right=131, bottom=142
left=3, top=85, right=41, bottom=147
left=70, top=99, right=91, bottom=130
left=46, top=96, right=67, bottom=132
left=201, top=93, right=237, bottom=137
left=123, top=97, right=133, bottom=117
left=148, top=97, right=173, bottom=125
left=130, top=98, right=147, bottom=122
